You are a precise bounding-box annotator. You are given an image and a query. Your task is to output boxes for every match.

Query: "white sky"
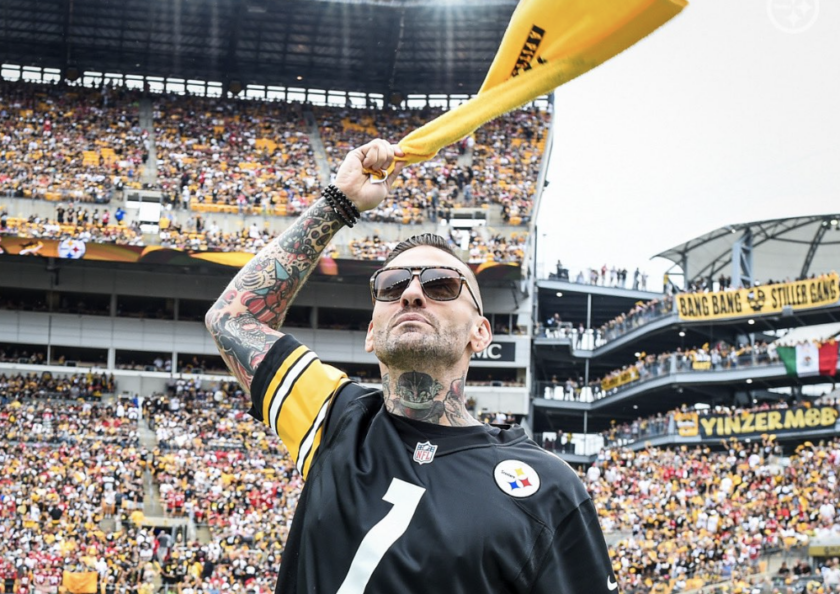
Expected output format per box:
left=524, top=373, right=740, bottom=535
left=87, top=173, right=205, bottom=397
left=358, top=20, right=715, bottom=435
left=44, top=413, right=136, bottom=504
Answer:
left=537, top=0, right=840, bottom=284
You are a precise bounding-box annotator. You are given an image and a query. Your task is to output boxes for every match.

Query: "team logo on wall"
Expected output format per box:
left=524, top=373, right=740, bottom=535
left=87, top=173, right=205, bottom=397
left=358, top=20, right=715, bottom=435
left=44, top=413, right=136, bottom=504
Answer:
left=413, top=441, right=438, bottom=465
left=58, top=238, right=87, bottom=259
left=746, top=288, right=766, bottom=312
left=494, top=460, right=541, bottom=498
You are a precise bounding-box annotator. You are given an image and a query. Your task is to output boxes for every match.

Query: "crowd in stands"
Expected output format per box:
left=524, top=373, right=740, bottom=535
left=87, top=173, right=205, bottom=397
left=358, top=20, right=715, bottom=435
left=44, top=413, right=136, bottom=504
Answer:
left=0, top=437, right=148, bottom=591
left=0, top=371, right=115, bottom=402
left=677, top=270, right=839, bottom=296
left=349, top=229, right=528, bottom=264
left=553, top=261, right=651, bottom=291
left=587, top=436, right=840, bottom=593
left=3, top=378, right=840, bottom=594
left=541, top=295, right=676, bottom=346
left=0, top=347, right=47, bottom=365
left=0, top=80, right=146, bottom=203
left=544, top=339, right=784, bottom=402
left=0, top=398, right=139, bottom=446
left=143, top=386, right=293, bottom=594
left=597, top=295, right=676, bottom=343
left=0, top=204, right=141, bottom=244
left=317, top=104, right=548, bottom=226
left=154, top=95, right=319, bottom=217
left=1, top=79, right=552, bottom=265
left=543, top=271, right=839, bottom=351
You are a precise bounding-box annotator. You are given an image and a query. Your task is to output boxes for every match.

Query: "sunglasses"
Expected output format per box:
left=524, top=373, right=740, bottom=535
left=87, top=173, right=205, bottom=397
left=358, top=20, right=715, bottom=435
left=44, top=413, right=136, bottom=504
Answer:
left=369, top=266, right=482, bottom=316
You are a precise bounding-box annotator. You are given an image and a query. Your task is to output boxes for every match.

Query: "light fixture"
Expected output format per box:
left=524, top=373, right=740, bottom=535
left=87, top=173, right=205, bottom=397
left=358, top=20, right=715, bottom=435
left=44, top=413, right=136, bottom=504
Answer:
left=831, top=219, right=839, bottom=226
left=555, top=291, right=563, bottom=297
left=633, top=405, right=638, bottom=410
left=746, top=379, right=753, bottom=384
left=296, top=75, right=303, bottom=81
left=634, top=352, right=641, bottom=358
left=679, top=331, right=685, bottom=337
left=748, top=319, right=755, bottom=325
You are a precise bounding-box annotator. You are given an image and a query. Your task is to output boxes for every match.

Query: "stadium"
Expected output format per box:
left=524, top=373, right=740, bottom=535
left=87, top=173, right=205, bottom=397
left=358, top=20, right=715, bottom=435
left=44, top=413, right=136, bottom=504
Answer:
left=0, top=0, right=839, bottom=593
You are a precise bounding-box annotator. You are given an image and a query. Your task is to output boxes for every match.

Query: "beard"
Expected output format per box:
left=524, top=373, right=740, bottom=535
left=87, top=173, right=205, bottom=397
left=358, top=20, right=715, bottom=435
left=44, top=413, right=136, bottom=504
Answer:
left=372, top=320, right=469, bottom=370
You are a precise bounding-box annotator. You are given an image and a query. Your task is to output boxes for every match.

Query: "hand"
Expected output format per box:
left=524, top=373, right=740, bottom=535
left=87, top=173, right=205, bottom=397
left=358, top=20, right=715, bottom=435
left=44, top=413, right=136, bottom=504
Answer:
left=333, top=139, right=406, bottom=212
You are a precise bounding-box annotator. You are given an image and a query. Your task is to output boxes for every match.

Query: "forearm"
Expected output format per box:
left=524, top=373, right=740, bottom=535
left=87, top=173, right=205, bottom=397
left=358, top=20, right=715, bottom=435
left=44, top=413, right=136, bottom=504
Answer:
left=205, top=197, right=344, bottom=388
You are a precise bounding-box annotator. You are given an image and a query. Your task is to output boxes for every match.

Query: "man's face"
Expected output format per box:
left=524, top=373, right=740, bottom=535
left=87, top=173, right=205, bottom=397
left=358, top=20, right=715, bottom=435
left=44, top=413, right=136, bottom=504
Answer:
left=364, top=246, right=488, bottom=370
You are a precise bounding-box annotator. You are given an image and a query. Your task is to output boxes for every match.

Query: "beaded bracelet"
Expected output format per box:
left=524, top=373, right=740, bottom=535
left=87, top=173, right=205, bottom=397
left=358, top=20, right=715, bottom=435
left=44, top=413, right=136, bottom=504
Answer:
left=323, top=187, right=357, bottom=227
left=324, top=184, right=361, bottom=222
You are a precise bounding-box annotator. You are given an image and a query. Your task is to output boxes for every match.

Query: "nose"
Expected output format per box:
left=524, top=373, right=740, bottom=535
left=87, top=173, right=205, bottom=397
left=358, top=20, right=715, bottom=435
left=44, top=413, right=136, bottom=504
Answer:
left=400, top=275, right=427, bottom=309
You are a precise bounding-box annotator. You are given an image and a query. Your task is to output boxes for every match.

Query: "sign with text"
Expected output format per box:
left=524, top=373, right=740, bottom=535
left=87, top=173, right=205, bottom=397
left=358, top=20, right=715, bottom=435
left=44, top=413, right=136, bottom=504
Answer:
left=675, top=407, right=839, bottom=440
left=601, top=366, right=640, bottom=392
left=471, top=342, right=516, bottom=363
left=676, top=274, right=840, bottom=321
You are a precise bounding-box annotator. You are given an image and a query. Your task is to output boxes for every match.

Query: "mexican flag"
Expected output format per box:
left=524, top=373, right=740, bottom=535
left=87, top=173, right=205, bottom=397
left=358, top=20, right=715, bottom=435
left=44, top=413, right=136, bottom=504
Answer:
left=777, top=342, right=839, bottom=377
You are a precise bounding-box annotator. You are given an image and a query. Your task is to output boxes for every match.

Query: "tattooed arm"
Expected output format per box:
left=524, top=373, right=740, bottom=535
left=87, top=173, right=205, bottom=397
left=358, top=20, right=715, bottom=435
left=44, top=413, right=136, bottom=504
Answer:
left=205, top=140, right=404, bottom=391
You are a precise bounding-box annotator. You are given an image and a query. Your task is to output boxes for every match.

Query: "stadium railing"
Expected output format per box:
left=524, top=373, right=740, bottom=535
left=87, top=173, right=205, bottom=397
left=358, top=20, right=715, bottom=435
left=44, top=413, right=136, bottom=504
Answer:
left=537, top=347, right=783, bottom=403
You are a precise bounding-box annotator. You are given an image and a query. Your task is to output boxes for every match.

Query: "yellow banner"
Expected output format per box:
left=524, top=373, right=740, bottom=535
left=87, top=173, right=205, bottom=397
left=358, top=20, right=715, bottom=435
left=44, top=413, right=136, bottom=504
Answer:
left=677, top=407, right=838, bottom=439
left=810, top=545, right=840, bottom=557
left=674, top=412, right=699, bottom=437
left=601, top=366, right=640, bottom=391
left=676, top=273, right=840, bottom=321
left=391, top=0, right=687, bottom=165
left=62, top=572, right=98, bottom=594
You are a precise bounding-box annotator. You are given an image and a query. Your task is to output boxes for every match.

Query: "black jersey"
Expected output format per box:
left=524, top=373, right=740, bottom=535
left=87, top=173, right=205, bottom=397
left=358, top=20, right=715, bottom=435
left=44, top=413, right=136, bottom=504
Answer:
left=250, top=335, right=618, bottom=594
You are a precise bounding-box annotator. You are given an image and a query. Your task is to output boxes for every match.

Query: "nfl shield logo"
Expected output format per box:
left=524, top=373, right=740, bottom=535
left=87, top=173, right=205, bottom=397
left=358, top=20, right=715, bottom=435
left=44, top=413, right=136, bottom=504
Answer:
left=413, top=441, right=438, bottom=465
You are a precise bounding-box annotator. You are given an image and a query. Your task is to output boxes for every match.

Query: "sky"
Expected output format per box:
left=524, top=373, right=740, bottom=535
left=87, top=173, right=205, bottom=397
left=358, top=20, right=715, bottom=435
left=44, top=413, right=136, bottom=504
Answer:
left=537, top=0, right=840, bottom=284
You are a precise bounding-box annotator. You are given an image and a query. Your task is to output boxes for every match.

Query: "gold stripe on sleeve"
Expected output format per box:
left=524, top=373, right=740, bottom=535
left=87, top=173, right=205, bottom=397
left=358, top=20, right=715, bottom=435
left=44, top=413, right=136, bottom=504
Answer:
left=261, top=345, right=309, bottom=434
left=277, top=361, right=347, bottom=464
left=300, top=378, right=351, bottom=478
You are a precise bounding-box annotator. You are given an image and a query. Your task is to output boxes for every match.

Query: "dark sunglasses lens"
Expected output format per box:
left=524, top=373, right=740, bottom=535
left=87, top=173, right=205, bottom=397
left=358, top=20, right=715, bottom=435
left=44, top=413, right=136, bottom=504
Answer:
left=374, top=269, right=412, bottom=301
left=419, top=269, right=462, bottom=300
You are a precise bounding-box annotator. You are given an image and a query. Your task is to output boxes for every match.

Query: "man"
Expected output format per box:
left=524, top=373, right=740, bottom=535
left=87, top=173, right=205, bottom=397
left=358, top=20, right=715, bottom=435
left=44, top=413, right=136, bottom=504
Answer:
left=206, top=139, right=617, bottom=594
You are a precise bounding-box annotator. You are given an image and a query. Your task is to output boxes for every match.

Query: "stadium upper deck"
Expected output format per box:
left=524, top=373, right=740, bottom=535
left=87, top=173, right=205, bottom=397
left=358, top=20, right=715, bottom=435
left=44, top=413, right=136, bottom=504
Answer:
left=0, top=78, right=551, bottom=264
left=531, top=215, right=840, bottom=458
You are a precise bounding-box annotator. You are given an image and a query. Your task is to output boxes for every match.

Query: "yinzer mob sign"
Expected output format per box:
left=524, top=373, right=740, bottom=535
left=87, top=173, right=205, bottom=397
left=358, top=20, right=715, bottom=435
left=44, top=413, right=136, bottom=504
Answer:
left=676, top=407, right=839, bottom=439
left=676, top=273, right=840, bottom=321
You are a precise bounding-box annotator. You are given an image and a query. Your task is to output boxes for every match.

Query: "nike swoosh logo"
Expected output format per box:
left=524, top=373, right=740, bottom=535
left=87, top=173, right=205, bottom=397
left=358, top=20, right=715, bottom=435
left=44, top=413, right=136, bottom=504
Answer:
left=607, top=577, right=618, bottom=591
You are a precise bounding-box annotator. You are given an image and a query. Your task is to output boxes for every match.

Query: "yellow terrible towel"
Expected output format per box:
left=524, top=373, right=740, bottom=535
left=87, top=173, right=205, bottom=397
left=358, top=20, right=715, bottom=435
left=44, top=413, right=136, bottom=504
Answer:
left=391, top=0, right=687, bottom=167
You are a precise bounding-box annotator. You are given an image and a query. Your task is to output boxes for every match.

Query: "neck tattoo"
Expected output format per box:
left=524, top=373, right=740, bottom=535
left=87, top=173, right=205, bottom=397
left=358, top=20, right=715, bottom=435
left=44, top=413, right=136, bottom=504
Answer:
left=383, top=371, right=475, bottom=426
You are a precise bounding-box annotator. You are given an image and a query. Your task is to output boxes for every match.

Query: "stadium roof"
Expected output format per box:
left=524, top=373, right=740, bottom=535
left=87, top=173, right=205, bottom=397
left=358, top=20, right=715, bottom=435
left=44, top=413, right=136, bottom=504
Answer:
left=656, top=214, right=840, bottom=285
left=1, top=0, right=517, bottom=97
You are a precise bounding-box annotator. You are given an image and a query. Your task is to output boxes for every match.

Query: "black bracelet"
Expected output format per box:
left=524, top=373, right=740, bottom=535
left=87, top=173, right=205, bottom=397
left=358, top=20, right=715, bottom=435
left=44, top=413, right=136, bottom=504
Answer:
left=323, top=189, right=356, bottom=228
left=325, top=184, right=361, bottom=221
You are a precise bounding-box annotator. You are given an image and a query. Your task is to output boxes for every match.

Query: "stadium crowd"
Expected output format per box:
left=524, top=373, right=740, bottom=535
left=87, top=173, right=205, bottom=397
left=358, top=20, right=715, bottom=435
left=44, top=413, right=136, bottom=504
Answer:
left=349, top=229, right=528, bottom=264
left=0, top=371, right=115, bottom=402
left=0, top=205, right=141, bottom=245
left=3, top=381, right=839, bottom=594
left=1, top=79, right=552, bottom=267
left=541, top=295, right=676, bottom=345
left=555, top=262, right=650, bottom=291
left=587, top=436, right=840, bottom=594
left=0, top=80, right=146, bottom=203
left=544, top=339, right=789, bottom=402
left=153, top=95, right=319, bottom=217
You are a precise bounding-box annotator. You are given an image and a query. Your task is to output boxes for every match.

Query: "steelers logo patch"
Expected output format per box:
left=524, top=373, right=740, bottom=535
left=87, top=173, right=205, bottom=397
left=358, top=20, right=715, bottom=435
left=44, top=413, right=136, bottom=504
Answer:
left=494, top=460, right=540, bottom=498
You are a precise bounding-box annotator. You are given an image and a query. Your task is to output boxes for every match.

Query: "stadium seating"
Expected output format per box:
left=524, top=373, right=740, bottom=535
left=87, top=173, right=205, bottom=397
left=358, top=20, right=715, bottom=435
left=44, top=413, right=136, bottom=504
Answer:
left=153, top=95, right=319, bottom=217
left=1, top=381, right=835, bottom=594
left=0, top=80, right=146, bottom=202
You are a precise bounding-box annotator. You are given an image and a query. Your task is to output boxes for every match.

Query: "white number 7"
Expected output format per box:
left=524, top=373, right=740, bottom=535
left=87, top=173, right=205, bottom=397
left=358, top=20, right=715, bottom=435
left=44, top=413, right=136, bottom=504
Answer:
left=336, top=478, right=426, bottom=594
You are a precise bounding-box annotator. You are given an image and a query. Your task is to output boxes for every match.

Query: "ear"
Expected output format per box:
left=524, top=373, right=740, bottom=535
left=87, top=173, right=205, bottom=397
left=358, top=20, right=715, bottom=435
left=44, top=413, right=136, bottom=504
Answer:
left=469, top=317, right=493, bottom=354
left=364, top=320, right=375, bottom=353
